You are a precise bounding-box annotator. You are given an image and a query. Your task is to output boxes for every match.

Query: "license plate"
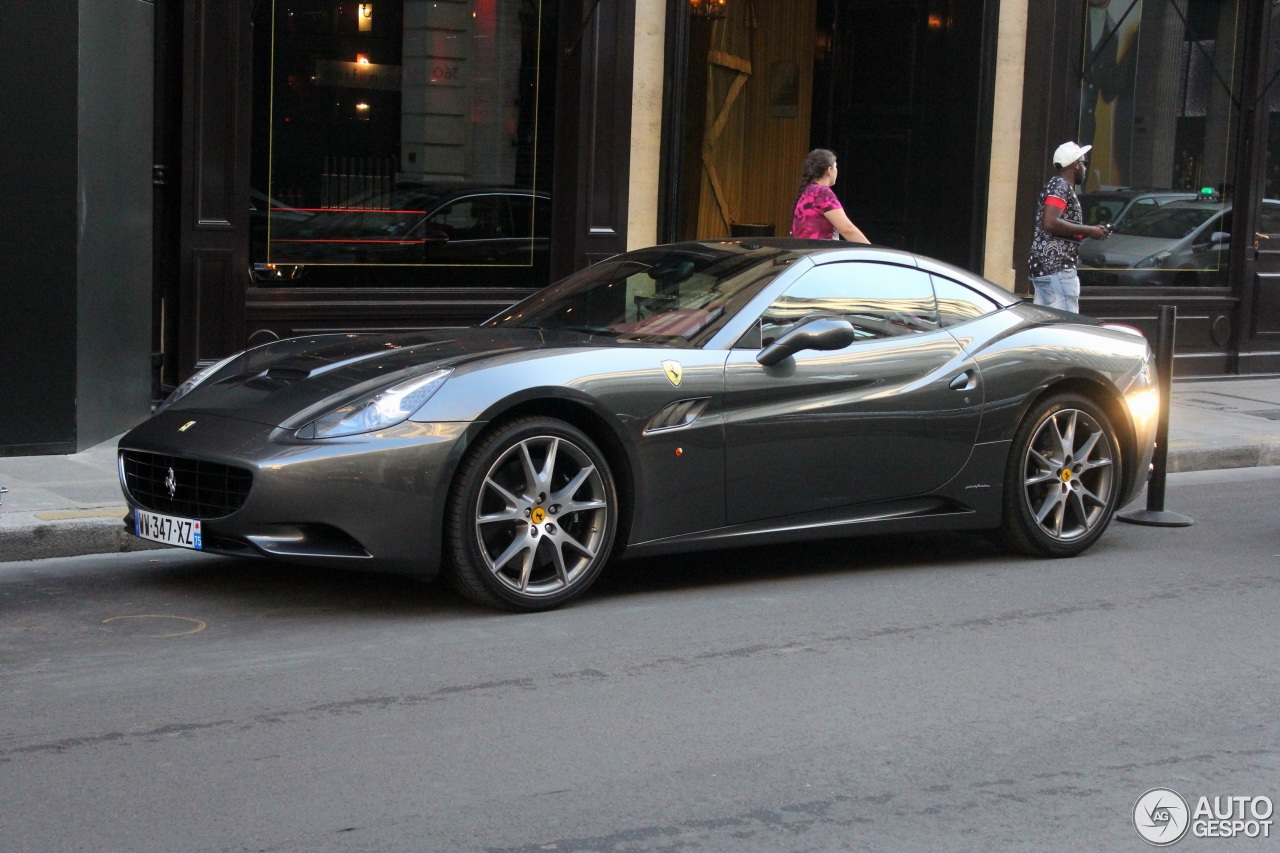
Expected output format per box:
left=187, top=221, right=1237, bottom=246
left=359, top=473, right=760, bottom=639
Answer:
left=135, top=510, right=202, bottom=550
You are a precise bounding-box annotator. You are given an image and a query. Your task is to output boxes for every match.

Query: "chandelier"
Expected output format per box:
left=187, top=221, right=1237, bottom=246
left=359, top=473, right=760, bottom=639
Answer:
left=689, top=0, right=728, bottom=20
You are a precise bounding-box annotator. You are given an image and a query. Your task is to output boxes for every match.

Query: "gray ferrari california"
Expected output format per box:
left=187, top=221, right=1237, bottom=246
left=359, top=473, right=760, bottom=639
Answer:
left=119, top=239, right=1159, bottom=611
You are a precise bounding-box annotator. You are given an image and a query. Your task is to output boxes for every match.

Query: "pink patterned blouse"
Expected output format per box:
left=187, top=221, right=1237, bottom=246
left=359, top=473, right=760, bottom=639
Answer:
left=791, top=183, right=843, bottom=239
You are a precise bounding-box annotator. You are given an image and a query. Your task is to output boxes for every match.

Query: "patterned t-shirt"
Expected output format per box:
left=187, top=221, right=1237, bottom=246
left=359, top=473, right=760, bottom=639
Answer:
left=791, top=183, right=843, bottom=239
left=1028, top=175, right=1087, bottom=277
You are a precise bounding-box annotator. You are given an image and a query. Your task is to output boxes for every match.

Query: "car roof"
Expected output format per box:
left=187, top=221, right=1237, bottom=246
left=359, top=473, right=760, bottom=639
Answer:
left=1082, top=188, right=1201, bottom=198
left=393, top=183, right=549, bottom=198
left=1154, top=199, right=1228, bottom=211
left=658, top=238, right=1019, bottom=308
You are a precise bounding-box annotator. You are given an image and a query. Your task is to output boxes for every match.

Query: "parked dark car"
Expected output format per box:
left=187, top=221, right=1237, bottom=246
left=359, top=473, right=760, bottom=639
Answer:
left=251, top=185, right=551, bottom=288
left=120, top=239, right=1158, bottom=611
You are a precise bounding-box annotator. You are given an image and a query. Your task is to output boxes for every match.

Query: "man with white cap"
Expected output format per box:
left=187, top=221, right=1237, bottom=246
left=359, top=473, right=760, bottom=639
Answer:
left=1027, top=141, right=1110, bottom=312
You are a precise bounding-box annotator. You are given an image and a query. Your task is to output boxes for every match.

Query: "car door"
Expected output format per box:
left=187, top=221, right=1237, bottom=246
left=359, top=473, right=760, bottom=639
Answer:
left=422, top=194, right=512, bottom=265
left=723, top=261, right=982, bottom=525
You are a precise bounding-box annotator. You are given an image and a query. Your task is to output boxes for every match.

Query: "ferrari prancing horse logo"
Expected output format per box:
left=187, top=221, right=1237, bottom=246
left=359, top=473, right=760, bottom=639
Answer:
left=661, top=360, right=683, bottom=387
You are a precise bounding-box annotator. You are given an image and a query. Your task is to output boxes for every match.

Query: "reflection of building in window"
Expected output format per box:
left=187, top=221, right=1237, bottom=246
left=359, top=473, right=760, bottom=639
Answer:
left=1081, top=0, right=1141, bottom=189
left=401, top=1, right=521, bottom=185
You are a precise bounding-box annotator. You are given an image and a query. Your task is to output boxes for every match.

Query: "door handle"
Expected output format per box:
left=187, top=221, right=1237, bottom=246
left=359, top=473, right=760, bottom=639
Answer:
left=949, top=371, right=977, bottom=391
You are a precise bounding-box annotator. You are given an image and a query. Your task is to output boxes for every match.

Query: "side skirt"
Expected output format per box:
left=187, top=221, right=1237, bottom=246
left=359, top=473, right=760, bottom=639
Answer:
left=621, top=440, right=1012, bottom=559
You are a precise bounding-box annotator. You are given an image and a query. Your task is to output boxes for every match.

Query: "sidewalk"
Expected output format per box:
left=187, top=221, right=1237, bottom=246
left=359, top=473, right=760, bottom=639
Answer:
left=4, top=377, right=1280, bottom=563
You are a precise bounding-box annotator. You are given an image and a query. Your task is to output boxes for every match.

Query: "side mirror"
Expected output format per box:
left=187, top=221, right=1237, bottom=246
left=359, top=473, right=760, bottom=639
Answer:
left=1210, top=231, right=1230, bottom=244
left=757, top=317, right=856, bottom=366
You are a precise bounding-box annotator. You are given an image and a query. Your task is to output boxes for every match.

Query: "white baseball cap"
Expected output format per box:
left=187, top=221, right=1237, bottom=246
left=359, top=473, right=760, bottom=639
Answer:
left=1053, top=141, right=1092, bottom=167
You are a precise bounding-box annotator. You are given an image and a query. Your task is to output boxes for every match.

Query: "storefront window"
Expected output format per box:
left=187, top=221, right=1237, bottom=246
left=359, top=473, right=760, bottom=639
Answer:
left=1075, top=0, right=1243, bottom=289
left=250, top=0, right=557, bottom=288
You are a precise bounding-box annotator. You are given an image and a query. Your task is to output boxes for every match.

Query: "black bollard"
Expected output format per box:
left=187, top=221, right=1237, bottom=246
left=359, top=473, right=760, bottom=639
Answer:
left=1117, top=304, right=1193, bottom=527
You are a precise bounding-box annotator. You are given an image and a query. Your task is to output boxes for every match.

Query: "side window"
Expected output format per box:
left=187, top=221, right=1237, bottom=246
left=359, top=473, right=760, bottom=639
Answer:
left=759, top=262, right=939, bottom=345
left=931, top=275, right=1001, bottom=327
left=508, top=194, right=550, bottom=239
left=535, top=196, right=552, bottom=238
left=428, top=196, right=509, bottom=240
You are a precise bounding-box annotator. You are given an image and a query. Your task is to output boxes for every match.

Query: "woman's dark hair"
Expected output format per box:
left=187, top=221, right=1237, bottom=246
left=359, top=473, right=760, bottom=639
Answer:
left=796, top=148, right=836, bottom=201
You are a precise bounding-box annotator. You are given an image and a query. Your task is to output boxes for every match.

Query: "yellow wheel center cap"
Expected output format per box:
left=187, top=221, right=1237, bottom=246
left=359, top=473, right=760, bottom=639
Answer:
left=1061, top=469, right=1073, bottom=483
left=531, top=507, right=547, bottom=524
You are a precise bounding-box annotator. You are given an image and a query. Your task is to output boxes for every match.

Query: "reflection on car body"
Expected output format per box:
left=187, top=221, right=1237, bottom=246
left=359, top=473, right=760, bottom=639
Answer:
left=120, top=239, right=1158, bottom=612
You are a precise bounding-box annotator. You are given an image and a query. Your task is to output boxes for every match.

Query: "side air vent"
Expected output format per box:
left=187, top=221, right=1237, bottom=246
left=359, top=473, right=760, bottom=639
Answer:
left=644, top=398, right=711, bottom=434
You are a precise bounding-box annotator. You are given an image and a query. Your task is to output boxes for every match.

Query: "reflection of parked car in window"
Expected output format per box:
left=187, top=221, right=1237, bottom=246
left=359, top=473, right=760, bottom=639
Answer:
left=1078, top=199, right=1280, bottom=287
left=1078, top=188, right=1205, bottom=230
left=251, top=186, right=551, bottom=288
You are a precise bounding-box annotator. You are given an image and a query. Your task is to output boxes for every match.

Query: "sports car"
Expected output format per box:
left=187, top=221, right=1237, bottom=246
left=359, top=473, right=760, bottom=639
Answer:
left=119, top=239, right=1159, bottom=611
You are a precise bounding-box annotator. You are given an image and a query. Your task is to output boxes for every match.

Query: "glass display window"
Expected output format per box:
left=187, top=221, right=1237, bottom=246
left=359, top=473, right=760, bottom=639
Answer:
left=250, top=0, right=557, bottom=288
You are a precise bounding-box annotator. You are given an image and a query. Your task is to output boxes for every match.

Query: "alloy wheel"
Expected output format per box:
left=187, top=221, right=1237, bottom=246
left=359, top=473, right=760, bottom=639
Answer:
left=1020, top=407, right=1116, bottom=542
left=474, top=434, right=610, bottom=596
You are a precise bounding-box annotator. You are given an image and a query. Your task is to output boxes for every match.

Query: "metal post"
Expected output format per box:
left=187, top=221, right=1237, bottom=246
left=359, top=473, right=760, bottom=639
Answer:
left=1118, top=305, right=1193, bottom=527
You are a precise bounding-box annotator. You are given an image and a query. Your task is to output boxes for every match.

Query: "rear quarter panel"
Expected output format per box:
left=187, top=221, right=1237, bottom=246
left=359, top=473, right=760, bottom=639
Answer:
left=946, top=304, right=1150, bottom=445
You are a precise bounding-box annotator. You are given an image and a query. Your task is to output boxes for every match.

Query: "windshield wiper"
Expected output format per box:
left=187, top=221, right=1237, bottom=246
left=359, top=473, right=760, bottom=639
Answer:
left=555, top=325, right=621, bottom=336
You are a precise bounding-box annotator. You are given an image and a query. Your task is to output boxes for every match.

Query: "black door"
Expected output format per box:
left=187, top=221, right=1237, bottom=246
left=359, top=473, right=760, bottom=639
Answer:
left=723, top=260, right=982, bottom=525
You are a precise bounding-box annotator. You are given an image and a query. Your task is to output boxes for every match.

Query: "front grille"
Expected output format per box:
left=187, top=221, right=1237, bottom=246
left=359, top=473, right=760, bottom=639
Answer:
left=121, top=451, right=253, bottom=519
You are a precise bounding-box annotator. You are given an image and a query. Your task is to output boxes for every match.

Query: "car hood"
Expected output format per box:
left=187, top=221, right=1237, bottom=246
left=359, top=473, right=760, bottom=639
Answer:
left=164, top=327, right=638, bottom=427
left=1077, top=234, right=1178, bottom=268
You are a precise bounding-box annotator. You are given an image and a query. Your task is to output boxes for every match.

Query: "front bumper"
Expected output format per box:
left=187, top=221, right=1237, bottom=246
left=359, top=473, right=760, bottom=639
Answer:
left=119, top=411, right=473, bottom=577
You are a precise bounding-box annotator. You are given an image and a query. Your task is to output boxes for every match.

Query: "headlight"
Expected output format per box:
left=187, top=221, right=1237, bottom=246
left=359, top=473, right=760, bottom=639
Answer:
left=156, top=351, right=245, bottom=413
left=301, top=368, right=452, bottom=439
left=1123, top=358, right=1159, bottom=426
left=1137, top=250, right=1173, bottom=268
left=1125, top=387, right=1160, bottom=425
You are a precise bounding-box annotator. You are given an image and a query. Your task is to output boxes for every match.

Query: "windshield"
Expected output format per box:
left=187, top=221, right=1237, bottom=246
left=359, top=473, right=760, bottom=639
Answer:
left=1113, top=205, right=1220, bottom=239
left=484, top=245, right=798, bottom=345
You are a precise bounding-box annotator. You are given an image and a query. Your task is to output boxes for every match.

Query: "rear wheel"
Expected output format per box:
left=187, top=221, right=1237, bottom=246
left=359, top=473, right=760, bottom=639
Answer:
left=445, top=417, right=617, bottom=611
left=999, top=393, right=1121, bottom=557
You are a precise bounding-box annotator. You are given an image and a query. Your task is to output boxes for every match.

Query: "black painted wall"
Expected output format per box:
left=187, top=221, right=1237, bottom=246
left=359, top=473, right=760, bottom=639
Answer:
left=0, top=1, right=154, bottom=455
left=0, top=3, right=79, bottom=454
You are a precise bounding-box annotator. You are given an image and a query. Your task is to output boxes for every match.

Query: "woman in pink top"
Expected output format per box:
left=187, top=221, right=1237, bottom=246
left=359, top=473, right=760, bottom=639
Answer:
left=790, top=149, right=870, bottom=243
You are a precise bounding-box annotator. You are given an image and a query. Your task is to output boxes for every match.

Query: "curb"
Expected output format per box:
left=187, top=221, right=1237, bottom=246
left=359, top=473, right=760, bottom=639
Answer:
left=1167, top=441, right=1280, bottom=473
left=0, top=514, right=164, bottom=563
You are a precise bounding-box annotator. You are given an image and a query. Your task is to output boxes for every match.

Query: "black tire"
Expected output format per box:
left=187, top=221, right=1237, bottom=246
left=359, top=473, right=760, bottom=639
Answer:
left=444, top=416, right=618, bottom=611
left=998, top=393, right=1122, bottom=557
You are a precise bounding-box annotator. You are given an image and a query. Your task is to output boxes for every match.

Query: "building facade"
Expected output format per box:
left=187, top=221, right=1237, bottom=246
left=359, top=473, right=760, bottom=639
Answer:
left=4, top=0, right=1279, bottom=456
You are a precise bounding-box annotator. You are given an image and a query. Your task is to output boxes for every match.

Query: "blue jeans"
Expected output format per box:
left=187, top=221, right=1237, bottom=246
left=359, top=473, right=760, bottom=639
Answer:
left=1031, top=268, right=1081, bottom=313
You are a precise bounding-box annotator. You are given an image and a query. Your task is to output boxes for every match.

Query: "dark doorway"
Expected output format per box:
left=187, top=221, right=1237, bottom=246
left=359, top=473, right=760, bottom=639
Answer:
left=810, top=0, right=991, bottom=269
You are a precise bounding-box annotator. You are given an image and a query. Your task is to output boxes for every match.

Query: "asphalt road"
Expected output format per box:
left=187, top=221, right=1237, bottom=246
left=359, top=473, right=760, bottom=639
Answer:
left=2, top=469, right=1278, bottom=852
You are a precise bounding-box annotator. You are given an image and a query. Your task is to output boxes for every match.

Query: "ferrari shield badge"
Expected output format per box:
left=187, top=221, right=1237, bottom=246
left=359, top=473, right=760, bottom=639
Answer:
left=661, top=360, right=683, bottom=387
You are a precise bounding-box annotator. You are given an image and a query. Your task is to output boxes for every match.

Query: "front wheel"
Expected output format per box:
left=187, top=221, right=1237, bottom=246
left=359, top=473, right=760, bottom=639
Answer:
left=444, top=417, right=618, bottom=611
left=998, top=393, right=1121, bottom=557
